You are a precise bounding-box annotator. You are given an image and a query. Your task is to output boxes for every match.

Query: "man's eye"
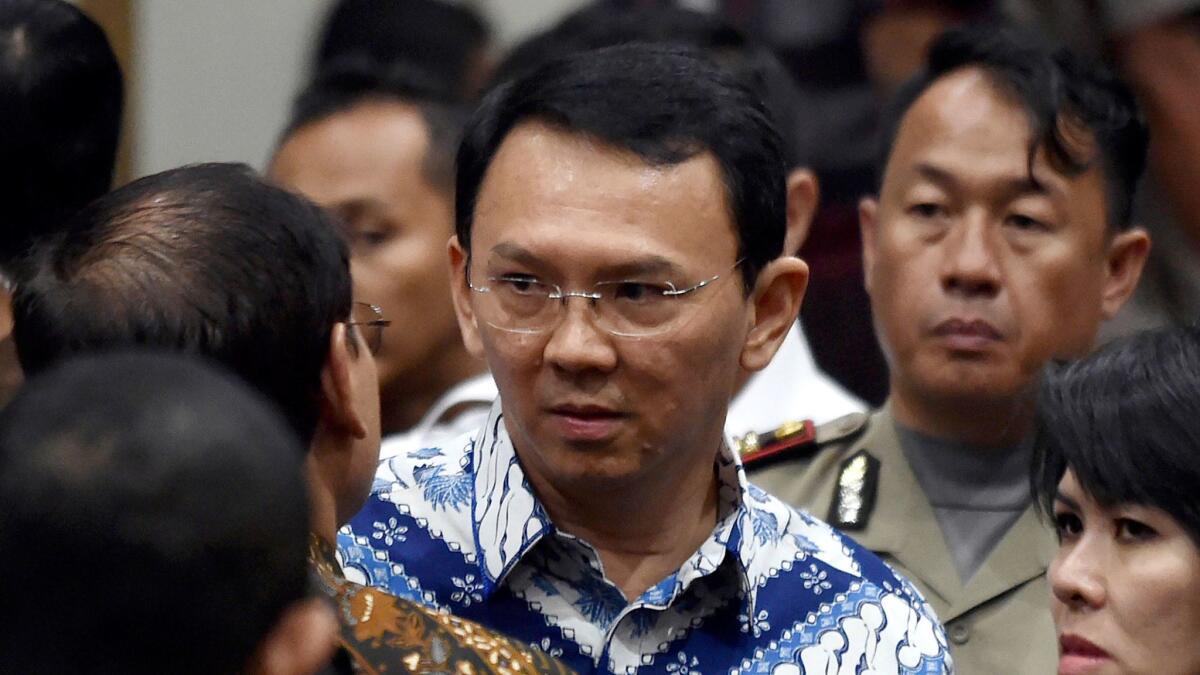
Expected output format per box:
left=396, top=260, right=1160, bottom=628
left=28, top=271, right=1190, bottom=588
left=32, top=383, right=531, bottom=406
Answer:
left=355, top=230, right=389, bottom=247
left=1117, top=518, right=1158, bottom=542
left=494, top=275, right=542, bottom=294
left=909, top=203, right=946, bottom=219
left=610, top=282, right=668, bottom=302
left=1006, top=214, right=1048, bottom=232
left=1054, top=511, right=1083, bottom=540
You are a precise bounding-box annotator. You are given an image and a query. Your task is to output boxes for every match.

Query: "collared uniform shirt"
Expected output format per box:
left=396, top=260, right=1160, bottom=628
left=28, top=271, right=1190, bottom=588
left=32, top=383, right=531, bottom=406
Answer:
left=381, top=324, right=863, bottom=464
left=749, top=406, right=1058, bottom=674
left=339, top=402, right=952, bottom=674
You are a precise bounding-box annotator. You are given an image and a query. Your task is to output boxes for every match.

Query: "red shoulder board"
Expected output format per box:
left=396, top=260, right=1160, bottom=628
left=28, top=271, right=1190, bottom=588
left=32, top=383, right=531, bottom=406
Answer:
left=733, top=419, right=817, bottom=465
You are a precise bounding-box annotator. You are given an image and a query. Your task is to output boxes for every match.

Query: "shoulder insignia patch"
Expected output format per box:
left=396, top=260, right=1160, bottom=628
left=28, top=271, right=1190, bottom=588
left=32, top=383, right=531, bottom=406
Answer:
left=735, top=412, right=871, bottom=468
left=827, top=449, right=880, bottom=531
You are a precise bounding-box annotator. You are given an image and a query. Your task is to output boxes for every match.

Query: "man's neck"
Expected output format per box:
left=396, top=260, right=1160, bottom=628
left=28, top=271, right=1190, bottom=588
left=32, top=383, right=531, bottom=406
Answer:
left=890, top=382, right=1036, bottom=448
left=379, top=351, right=485, bottom=435
left=522, top=447, right=722, bottom=602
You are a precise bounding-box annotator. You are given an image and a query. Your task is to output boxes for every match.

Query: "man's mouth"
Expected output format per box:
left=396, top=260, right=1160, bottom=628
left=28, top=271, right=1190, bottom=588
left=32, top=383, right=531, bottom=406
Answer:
left=546, top=404, right=627, bottom=443
left=932, top=317, right=1004, bottom=352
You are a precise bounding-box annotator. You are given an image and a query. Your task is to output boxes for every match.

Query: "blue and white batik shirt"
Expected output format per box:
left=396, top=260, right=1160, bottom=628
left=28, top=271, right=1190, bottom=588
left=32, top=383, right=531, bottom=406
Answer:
left=338, top=401, right=953, bottom=674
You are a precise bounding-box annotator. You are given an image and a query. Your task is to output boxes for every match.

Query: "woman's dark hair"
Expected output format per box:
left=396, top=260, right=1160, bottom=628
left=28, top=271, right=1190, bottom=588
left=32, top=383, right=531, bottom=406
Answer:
left=878, top=24, right=1147, bottom=230
left=1032, top=324, right=1200, bottom=545
left=0, top=0, right=123, bottom=275
left=456, top=42, right=788, bottom=291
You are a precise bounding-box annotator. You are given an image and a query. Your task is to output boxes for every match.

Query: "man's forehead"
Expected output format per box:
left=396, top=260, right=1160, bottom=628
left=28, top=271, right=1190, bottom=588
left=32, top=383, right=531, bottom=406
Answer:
left=886, top=68, right=1097, bottom=200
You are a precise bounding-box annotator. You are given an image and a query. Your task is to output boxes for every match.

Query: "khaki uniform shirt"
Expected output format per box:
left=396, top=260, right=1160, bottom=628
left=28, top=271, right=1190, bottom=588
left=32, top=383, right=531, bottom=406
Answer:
left=747, top=406, right=1058, bottom=674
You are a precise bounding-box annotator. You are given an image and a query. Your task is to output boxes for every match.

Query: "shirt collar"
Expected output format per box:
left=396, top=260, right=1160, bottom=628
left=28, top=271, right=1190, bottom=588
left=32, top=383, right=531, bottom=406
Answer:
left=470, top=398, right=763, bottom=614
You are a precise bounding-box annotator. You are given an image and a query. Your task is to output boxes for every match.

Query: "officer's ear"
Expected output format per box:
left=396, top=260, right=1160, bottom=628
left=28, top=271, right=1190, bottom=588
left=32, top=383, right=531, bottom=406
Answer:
left=784, top=168, right=819, bottom=256
left=740, top=256, right=808, bottom=372
left=859, top=196, right=880, bottom=297
left=1099, top=226, right=1150, bottom=320
left=448, top=235, right=486, bottom=359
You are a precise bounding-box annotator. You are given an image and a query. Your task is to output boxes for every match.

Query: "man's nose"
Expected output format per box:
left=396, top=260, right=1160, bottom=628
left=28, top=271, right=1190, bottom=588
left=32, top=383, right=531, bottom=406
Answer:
left=940, top=214, right=1002, bottom=299
left=542, top=297, right=618, bottom=375
left=1049, top=539, right=1107, bottom=612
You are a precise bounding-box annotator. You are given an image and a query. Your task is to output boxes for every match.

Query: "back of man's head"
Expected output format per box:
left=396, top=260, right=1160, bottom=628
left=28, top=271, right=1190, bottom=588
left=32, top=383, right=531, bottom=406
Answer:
left=0, top=352, right=311, bottom=674
left=12, top=163, right=353, bottom=445
left=0, top=0, right=122, bottom=275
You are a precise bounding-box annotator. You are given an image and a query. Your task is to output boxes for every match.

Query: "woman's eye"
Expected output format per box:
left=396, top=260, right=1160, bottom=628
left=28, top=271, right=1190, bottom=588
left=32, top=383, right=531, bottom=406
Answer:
left=1117, top=518, right=1159, bottom=542
left=1054, top=511, right=1083, bottom=540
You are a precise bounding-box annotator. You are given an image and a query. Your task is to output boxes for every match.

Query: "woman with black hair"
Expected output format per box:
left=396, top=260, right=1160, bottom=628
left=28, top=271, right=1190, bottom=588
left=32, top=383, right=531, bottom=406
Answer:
left=1034, top=324, right=1200, bottom=675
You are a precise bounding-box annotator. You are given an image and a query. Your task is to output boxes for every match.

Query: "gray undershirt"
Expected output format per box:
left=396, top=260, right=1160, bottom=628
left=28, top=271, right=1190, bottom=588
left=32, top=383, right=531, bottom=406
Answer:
left=896, top=423, right=1034, bottom=584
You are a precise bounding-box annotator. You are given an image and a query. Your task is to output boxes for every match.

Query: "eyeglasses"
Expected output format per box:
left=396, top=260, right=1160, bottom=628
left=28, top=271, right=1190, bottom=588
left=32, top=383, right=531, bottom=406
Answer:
left=348, top=302, right=391, bottom=355
left=466, top=260, right=743, bottom=338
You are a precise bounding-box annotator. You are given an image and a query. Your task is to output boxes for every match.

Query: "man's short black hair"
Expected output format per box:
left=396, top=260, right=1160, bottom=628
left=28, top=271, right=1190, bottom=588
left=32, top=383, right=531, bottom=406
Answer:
left=0, top=0, right=123, bottom=275
left=877, top=25, right=1148, bottom=230
left=280, top=58, right=470, bottom=192
left=489, top=3, right=808, bottom=168
left=457, top=43, right=788, bottom=290
left=1032, top=324, right=1200, bottom=547
left=0, top=351, right=309, bottom=674
left=313, top=0, right=489, bottom=97
left=12, top=163, right=352, bottom=446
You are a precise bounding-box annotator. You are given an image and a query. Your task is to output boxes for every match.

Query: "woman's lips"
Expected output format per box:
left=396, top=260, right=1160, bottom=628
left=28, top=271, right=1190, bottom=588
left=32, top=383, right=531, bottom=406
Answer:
left=1058, top=634, right=1111, bottom=675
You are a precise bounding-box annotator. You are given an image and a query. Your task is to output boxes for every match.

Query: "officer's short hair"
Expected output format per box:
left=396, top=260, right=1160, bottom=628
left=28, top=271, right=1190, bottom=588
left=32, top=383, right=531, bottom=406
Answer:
left=280, top=58, right=470, bottom=194
left=12, top=163, right=352, bottom=446
left=457, top=43, right=788, bottom=292
left=1033, top=324, right=1200, bottom=546
left=0, top=352, right=310, bottom=674
left=877, top=25, right=1148, bottom=230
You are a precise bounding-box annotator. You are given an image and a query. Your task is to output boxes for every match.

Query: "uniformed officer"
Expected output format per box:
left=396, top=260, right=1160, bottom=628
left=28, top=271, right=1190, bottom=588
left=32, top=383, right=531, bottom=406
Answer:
left=746, top=27, right=1152, bottom=673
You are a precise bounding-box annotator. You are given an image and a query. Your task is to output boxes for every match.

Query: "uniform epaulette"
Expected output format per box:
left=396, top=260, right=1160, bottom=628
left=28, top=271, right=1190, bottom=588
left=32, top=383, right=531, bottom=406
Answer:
left=734, top=412, right=870, bottom=468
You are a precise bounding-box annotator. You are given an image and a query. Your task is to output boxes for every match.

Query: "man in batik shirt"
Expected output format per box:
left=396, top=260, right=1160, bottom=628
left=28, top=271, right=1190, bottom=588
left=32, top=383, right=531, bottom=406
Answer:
left=339, top=44, right=952, bottom=674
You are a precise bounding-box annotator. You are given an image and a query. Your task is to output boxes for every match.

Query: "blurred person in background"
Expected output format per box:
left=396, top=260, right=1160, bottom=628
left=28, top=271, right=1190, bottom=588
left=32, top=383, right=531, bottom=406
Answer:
left=0, top=0, right=123, bottom=404
left=488, top=3, right=866, bottom=444
left=1033, top=324, right=1200, bottom=675
left=12, top=163, right=574, bottom=674
left=0, top=352, right=337, bottom=675
left=271, top=62, right=492, bottom=457
left=313, top=0, right=492, bottom=100
left=750, top=27, right=1150, bottom=672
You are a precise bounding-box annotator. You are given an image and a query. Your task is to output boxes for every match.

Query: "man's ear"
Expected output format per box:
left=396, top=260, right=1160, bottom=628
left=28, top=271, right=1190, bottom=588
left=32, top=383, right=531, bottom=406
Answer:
left=249, top=597, right=338, bottom=675
left=784, top=168, right=819, bottom=256
left=448, top=236, right=486, bottom=358
left=1100, top=226, right=1151, bottom=320
left=320, top=324, right=368, bottom=440
left=859, top=197, right=880, bottom=296
left=740, top=257, right=809, bottom=372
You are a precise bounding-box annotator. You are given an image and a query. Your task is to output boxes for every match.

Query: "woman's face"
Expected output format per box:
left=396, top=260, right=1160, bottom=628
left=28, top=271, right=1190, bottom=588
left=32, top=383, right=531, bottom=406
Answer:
left=1049, top=470, right=1200, bottom=675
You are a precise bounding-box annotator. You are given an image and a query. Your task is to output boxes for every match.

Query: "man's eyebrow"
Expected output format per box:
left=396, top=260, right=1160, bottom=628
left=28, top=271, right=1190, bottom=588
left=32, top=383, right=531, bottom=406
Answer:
left=488, top=242, right=682, bottom=278
left=914, top=162, right=1063, bottom=200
